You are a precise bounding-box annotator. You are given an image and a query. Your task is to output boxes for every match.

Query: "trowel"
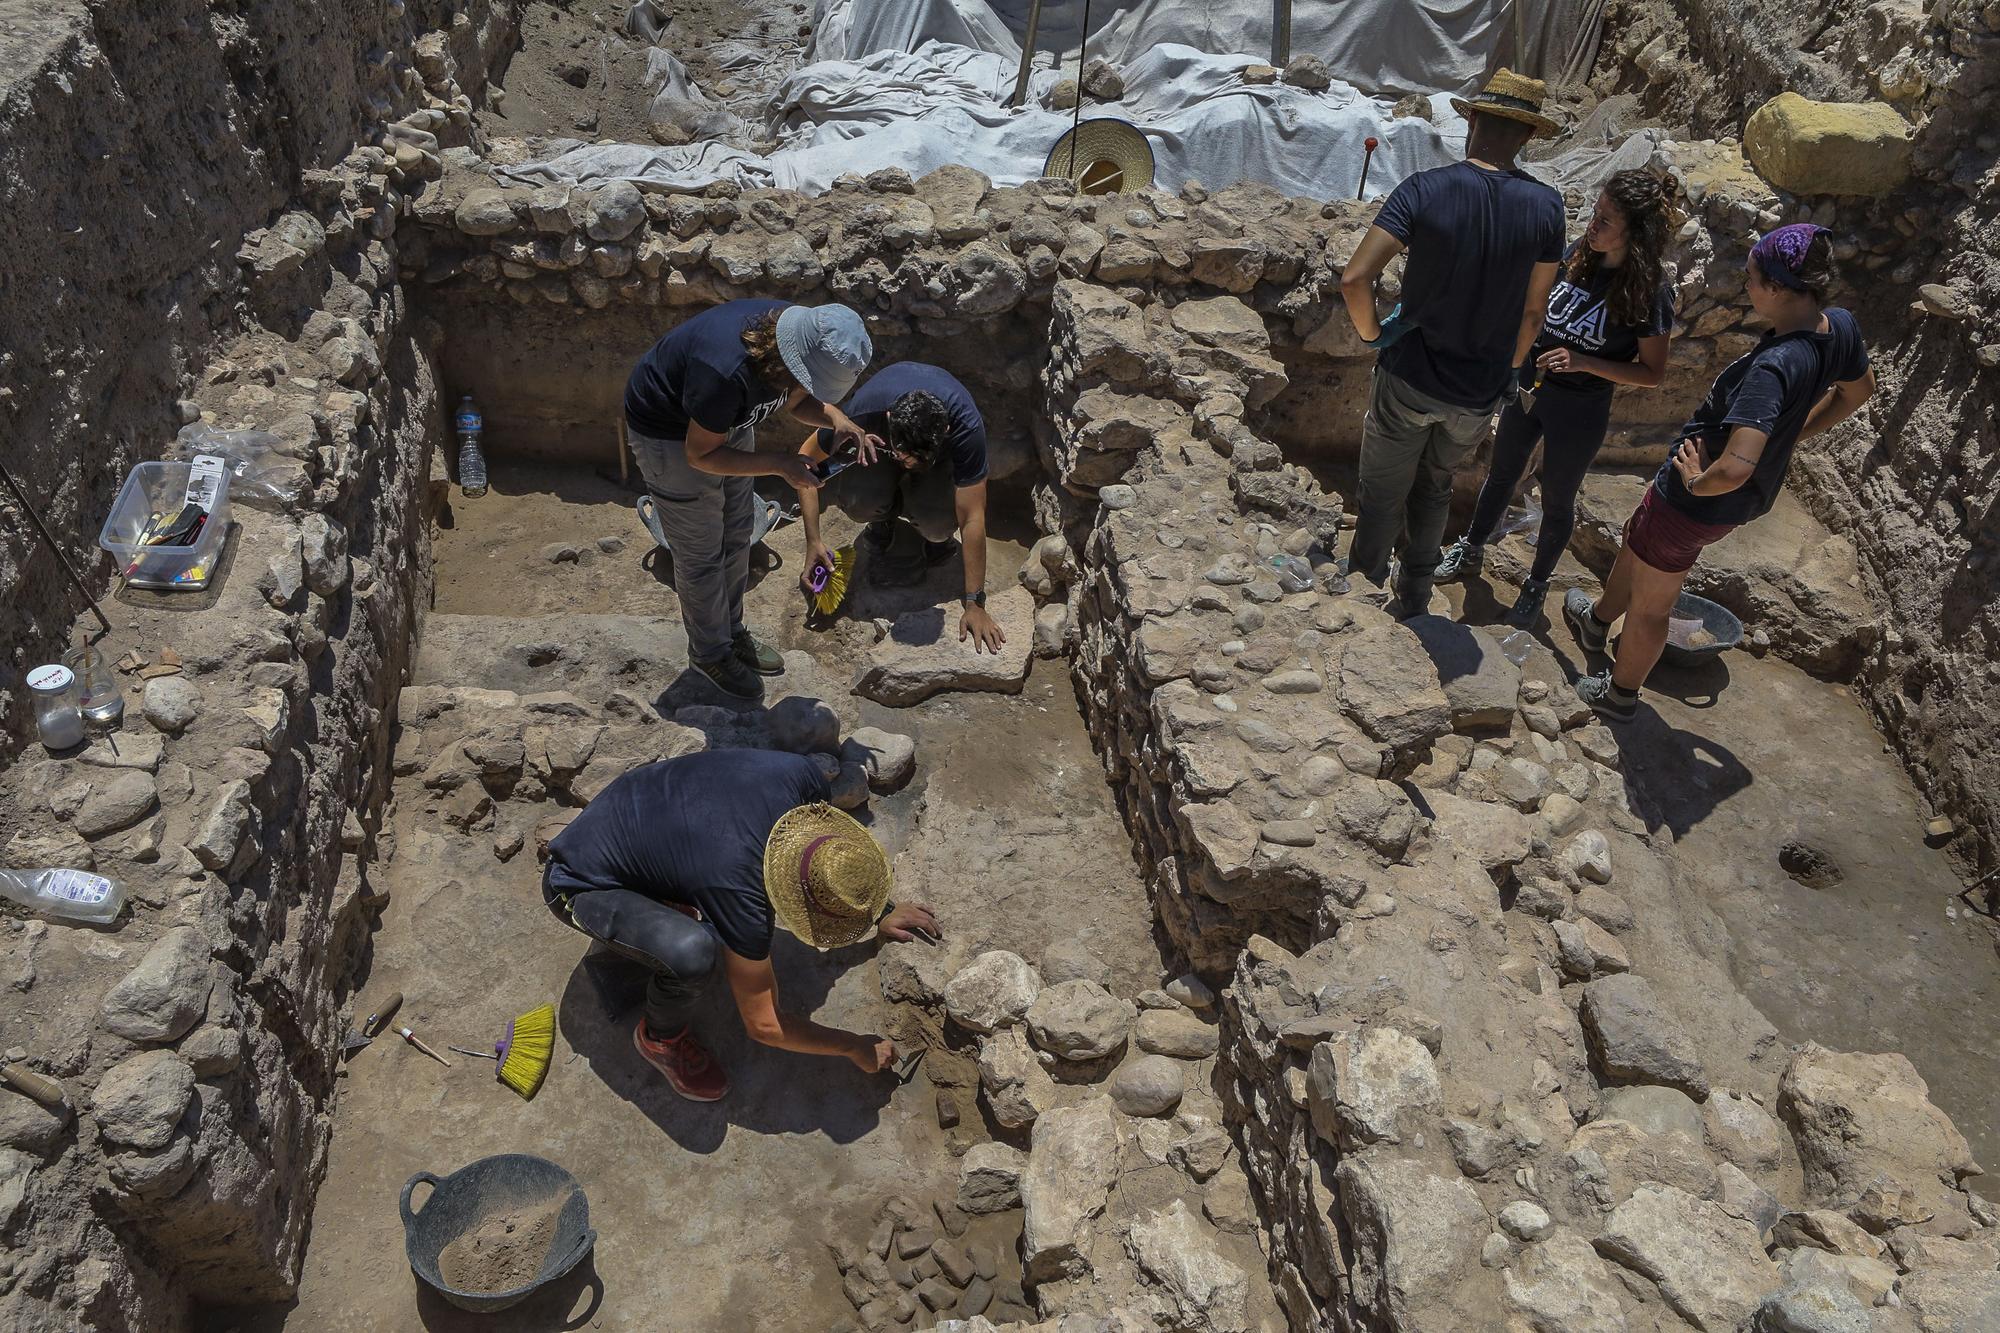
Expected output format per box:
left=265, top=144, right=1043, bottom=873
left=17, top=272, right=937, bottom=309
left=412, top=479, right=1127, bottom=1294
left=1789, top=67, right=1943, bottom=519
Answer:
left=340, top=990, right=403, bottom=1059
left=893, top=1046, right=928, bottom=1085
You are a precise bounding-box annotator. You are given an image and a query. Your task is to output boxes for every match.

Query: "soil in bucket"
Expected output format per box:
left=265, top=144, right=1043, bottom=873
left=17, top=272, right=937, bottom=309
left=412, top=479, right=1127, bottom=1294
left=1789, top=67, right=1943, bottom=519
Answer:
left=435, top=1192, right=567, bottom=1293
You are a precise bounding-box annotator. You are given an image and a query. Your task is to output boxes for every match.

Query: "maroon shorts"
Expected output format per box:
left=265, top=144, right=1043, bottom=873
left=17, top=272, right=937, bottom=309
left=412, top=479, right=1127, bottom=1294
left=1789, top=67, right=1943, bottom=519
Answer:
left=1622, top=483, right=1737, bottom=574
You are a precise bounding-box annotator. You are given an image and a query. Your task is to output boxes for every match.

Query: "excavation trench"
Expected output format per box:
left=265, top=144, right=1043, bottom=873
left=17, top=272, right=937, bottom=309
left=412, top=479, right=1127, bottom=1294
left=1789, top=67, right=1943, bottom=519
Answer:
left=258, top=284, right=1286, bottom=1327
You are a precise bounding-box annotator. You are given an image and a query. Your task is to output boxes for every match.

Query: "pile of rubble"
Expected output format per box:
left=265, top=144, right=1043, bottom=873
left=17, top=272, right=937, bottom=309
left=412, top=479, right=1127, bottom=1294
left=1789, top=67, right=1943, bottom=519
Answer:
left=874, top=932, right=1280, bottom=1331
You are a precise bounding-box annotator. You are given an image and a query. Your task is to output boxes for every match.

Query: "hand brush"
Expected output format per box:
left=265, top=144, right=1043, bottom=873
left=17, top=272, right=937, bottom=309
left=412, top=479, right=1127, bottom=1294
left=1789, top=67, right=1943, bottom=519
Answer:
left=805, top=545, right=856, bottom=621
left=448, top=1003, right=556, bottom=1100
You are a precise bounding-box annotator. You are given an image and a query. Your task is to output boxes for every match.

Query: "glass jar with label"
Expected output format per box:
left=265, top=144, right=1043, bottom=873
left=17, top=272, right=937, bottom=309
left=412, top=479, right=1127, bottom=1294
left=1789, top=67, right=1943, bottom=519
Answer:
left=27, top=664, right=85, bottom=751
left=63, top=644, right=125, bottom=726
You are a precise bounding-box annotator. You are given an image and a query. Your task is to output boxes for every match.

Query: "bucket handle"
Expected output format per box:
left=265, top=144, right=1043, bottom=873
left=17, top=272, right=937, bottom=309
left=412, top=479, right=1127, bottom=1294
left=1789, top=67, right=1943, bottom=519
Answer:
left=547, top=1226, right=598, bottom=1281
left=399, top=1170, right=446, bottom=1233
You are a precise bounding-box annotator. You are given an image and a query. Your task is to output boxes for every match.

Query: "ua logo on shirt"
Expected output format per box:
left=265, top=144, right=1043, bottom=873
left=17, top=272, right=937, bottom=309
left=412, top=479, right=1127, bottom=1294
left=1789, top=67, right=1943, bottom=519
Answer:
left=1544, top=280, right=1608, bottom=351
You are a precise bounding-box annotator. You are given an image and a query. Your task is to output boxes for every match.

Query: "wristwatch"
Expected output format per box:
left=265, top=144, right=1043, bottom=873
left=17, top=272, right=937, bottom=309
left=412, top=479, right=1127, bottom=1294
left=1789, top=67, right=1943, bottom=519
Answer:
left=961, top=590, right=986, bottom=609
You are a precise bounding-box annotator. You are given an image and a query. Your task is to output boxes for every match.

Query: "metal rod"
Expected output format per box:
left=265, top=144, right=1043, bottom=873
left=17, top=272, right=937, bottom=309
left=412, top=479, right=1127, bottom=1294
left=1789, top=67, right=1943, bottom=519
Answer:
left=1514, top=0, right=1528, bottom=74
left=1066, top=0, right=1093, bottom=180
left=1358, top=137, right=1378, bottom=199
left=0, top=459, right=112, bottom=634
left=1010, top=0, right=1046, bottom=108
left=1273, top=0, right=1293, bottom=67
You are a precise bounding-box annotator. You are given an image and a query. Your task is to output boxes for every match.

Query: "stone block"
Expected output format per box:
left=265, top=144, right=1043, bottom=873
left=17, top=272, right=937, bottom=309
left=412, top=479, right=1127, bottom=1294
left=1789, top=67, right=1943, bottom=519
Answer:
left=1744, top=94, right=1911, bottom=197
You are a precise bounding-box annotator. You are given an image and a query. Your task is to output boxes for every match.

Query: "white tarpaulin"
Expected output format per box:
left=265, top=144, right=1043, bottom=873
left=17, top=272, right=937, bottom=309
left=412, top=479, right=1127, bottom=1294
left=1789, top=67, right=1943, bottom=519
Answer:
left=498, top=0, right=1616, bottom=201
left=808, top=0, right=1605, bottom=100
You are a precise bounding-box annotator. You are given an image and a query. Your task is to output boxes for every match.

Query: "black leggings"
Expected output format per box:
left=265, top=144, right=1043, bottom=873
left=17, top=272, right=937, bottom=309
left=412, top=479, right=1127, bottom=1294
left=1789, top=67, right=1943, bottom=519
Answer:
left=545, top=867, right=720, bottom=1035
left=1465, top=385, right=1614, bottom=582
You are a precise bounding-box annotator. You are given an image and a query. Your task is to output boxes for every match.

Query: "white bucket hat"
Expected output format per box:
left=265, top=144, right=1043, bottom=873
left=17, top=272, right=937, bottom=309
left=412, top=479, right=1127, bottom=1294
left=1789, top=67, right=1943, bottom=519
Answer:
left=775, top=304, right=872, bottom=404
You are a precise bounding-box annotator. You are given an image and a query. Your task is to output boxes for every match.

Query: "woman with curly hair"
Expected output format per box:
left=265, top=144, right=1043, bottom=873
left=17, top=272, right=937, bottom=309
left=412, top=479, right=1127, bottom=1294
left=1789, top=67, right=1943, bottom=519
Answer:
left=1436, top=169, right=1679, bottom=626
left=1565, top=223, right=1874, bottom=721
left=624, top=299, right=873, bottom=699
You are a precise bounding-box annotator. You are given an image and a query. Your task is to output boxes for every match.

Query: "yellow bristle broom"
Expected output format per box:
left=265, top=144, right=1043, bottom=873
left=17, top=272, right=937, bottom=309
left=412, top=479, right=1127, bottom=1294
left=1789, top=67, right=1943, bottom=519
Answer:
left=450, top=1003, right=556, bottom=1100
left=806, top=544, right=856, bottom=622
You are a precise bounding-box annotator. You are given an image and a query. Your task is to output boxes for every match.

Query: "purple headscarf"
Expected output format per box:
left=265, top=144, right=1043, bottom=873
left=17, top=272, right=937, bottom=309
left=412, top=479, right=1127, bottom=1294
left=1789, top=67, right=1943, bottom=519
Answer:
left=1751, top=223, right=1830, bottom=292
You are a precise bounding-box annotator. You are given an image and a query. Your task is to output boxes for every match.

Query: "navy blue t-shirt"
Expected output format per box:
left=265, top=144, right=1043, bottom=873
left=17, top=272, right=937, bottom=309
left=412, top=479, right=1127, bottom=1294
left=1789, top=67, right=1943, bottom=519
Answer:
left=1374, top=160, right=1565, bottom=408
left=1658, top=308, right=1868, bottom=526
left=544, top=749, right=829, bottom=961
left=1534, top=243, right=1676, bottom=398
left=813, top=361, right=988, bottom=487
left=625, top=298, right=792, bottom=441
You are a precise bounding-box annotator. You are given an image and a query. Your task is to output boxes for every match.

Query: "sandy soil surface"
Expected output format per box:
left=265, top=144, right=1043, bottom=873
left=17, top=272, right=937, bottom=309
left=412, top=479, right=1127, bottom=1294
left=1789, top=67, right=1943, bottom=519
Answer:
left=246, top=460, right=1174, bottom=1331
left=1452, top=536, right=2000, bottom=1203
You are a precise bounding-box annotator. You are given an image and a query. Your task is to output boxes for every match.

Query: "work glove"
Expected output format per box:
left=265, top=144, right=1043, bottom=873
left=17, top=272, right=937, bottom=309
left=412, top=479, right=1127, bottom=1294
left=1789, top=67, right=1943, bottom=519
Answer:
left=1363, top=303, right=1412, bottom=351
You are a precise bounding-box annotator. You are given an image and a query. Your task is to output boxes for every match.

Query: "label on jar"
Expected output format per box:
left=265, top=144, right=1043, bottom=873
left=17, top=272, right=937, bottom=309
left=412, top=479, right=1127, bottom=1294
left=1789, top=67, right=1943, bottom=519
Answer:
left=26, top=663, right=74, bottom=692
left=46, top=870, right=114, bottom=905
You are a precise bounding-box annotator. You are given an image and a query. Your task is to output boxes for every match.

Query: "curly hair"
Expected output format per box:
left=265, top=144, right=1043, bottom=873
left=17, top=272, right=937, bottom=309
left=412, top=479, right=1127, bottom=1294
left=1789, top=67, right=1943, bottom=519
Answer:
left=739, top=310, right=801, bottom=395
left=1567, top=169, right=1679, bottom=329
left=887, top=390, right=951, bottom=469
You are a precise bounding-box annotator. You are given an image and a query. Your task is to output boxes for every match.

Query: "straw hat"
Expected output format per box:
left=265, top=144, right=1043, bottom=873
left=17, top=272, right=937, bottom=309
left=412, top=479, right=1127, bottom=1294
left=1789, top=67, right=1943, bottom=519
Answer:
left=1450, top=68, right=1560, bottom=139
left=763, top=803, right=893, bottom=949
left=1044, top=118, right=1156, bottom=195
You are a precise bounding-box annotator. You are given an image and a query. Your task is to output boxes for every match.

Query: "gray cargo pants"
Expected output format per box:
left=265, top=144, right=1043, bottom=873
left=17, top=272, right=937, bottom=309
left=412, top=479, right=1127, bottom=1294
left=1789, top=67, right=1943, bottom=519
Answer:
left=630, top=427, right=754, bottom=666
left=1347, top=367, right=1496, bottom=587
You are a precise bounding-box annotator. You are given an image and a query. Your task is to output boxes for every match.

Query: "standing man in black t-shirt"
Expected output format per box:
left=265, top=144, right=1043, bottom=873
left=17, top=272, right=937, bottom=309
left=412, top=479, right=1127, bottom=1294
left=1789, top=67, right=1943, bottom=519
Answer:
left=792, top=362, right=1007, bottom=652
left=543, top=749, right=940, bottom=1102
left=1436, top=169, right=1679, bottom=627
left=1339, top=69, right=1566, bottom=617
left=623, top=300, right=875, bottom=700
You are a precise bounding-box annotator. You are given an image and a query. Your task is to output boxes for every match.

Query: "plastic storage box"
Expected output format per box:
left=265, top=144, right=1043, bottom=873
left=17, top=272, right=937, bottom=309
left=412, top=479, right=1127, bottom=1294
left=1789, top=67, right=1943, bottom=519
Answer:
left=98, top=460, right=233, bottom=590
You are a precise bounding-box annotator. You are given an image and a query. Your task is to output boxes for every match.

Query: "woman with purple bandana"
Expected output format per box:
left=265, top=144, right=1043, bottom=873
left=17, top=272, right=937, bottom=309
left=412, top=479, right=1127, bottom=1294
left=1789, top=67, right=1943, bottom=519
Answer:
left=1562, top=224, right=1877, bottom=721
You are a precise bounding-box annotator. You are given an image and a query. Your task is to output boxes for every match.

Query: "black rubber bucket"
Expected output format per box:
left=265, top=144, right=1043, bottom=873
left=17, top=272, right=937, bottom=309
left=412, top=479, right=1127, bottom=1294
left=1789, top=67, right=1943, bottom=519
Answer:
left=400, top=1154, right=596, bottom=1314
left=1660, top=591, right=1743, bottom=667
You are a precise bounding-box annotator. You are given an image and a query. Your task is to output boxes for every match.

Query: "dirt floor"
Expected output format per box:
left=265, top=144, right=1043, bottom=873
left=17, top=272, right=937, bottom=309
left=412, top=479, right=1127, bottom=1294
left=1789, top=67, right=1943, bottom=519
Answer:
left=1450, top=533, right=2000, bottom=1203
left=478, top=0, right=812, bottom=147
left=240, top=461, right=1170, bottom=1331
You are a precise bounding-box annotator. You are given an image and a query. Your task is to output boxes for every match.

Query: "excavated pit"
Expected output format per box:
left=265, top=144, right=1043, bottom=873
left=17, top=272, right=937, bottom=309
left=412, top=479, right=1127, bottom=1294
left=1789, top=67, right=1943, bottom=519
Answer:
left=5, top=0, right=2000, bottom=1328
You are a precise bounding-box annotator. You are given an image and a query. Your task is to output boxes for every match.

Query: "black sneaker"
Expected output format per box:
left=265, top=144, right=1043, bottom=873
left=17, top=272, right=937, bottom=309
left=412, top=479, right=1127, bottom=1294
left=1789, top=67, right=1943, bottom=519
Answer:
left=1563, top=588, right=1610, bottom=656
left=861, top=520, right=898, bottom=553
left=1505, top=578, right=1550, bottom=628
left=1390, top=576, right=1433, bottom=621
left=732, top=628, right=783, bottom=676
left=1576, top=670, right=1639, bottom=722
left=923, top=536, right=960, bottom=566
left=1435, top=538, right=1483, bottom=583
left=694, top=654, right=763, bottom=700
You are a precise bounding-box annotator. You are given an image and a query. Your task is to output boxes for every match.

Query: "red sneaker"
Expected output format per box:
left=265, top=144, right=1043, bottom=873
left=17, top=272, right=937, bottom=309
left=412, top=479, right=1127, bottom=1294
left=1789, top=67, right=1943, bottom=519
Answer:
left=632, top=1020, right=729, bottom=1102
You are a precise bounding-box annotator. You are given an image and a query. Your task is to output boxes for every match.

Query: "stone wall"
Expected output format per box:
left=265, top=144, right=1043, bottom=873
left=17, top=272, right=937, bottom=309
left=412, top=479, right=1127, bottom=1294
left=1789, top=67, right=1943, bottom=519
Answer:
left=1032, top=283, right=1998, bottom=1328
left=0, top=3, right=512, bottom=1326
left=0, top=0, right=511, bottom=749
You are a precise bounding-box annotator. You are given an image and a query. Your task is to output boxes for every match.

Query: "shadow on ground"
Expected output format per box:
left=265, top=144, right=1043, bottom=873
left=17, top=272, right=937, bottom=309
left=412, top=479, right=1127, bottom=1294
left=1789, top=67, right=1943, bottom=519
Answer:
left=556, top=934, right=893, bottom=1155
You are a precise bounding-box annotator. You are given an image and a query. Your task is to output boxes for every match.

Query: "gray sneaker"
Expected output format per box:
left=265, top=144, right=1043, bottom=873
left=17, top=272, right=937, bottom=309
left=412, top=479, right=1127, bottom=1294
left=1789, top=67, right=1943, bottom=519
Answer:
left=1563, top=588, right=1610, bottom=656
left=1435, top=538, right=1483, bottom=582
left=694, top=653, right=763, bottom=701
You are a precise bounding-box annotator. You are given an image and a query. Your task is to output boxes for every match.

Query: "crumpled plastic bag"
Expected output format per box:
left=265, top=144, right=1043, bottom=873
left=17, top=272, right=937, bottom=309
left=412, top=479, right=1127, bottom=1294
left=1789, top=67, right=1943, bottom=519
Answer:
left=165, top=425, right=308, bottom=511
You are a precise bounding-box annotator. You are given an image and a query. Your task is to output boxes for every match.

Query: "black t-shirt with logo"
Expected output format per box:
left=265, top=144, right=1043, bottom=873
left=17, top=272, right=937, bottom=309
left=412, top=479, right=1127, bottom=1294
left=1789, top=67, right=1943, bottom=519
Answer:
left=1532, top=243, right=1676, bottom=398
left=624, top=298, right=792, bottom=441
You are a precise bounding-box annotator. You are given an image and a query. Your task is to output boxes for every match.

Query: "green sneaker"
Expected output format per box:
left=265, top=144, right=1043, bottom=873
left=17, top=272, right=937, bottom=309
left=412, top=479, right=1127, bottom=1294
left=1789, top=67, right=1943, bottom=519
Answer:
left=694, top=653, right=763, bottom=700
left=733, top=629, right=783, bottom=676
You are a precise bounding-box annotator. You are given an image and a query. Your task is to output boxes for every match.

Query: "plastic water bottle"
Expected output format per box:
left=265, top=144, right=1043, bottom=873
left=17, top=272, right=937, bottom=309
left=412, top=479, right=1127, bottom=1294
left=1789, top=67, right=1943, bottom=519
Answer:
left=454, top=394, right=487, bottom=498
left=0, top=868, right=127, bottom=925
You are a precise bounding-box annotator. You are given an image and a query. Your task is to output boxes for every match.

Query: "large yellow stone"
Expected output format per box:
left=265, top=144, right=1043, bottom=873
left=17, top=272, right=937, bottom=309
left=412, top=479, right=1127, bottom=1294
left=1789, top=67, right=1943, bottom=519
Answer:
left=1744, top=93, right=1911, bottom=197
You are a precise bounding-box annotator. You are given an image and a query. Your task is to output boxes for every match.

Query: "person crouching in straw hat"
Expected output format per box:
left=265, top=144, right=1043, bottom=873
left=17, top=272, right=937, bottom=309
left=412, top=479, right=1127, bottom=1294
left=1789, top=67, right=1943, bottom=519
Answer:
left=1338, top=69, right=1566, bottom=618
left=542, top=749, right=938, bottom=1102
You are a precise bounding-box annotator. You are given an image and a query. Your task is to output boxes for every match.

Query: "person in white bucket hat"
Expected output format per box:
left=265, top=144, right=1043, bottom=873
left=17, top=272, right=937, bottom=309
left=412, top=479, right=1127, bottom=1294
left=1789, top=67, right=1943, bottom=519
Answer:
left=625, top=300, right=874, bottom=699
